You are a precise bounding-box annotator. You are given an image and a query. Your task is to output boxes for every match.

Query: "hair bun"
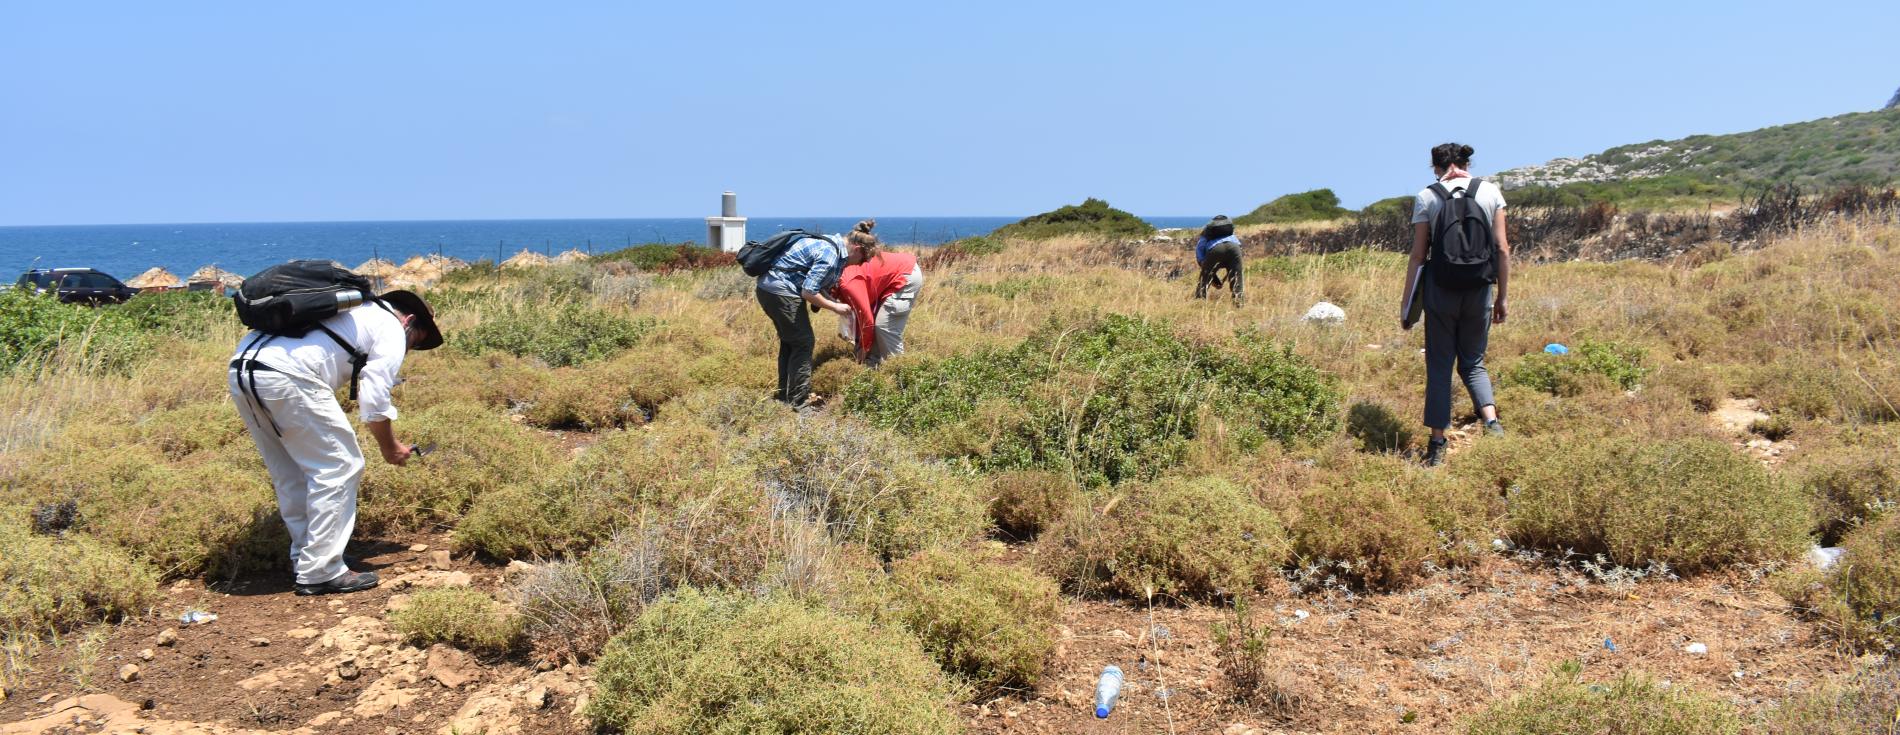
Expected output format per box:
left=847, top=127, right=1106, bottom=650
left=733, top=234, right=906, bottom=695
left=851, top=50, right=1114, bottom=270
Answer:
left=1460, top=145, right=1475, bottom=158
left=854, top=219, right=877, bottom=234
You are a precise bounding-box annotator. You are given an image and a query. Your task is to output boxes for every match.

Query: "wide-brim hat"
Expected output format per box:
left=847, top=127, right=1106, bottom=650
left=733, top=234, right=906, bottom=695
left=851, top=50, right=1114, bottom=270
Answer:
left=379, top=290, right=443, bottom=351
left=1207, top=215, right=1233, bottom=228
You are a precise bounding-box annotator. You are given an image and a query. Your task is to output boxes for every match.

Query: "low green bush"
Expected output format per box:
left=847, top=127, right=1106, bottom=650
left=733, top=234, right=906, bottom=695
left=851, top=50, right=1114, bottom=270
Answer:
left=118, top=290, right=234, bottom=338
left=991, top=198, right=1154, bottom=240
left=1504, top=340, right=1649, bottom=395
left=1465, top=663, right=1741, bottom=735
left=1291, top=455, right=1499, bottom=591
left=389, top=587, right=522, bottom=654
left=887, top=549, right=1061, bottom=695
left=739, top=412, right=986, bottom=559
left=1472, top=436, right=1809, bottom=573
left=1345, top=400, right=1415, bottom=453
left=357, top=401, right=558, bottom=534
left=1760, top=658, right=1900, bottom=734
left=988, top=470, right=1084, bottom=541
left=0, top=287, right=148, bottom=374
left=456, top=422, right=733, bottom=559
left=844, top=314, right=1339, bottom=486
left=589, top=588, right=964, bottom=734
left=0, top=518, right=159, bottom=637
left=1039, top=476, right=1287, bottom=600
left=1793, top=436, right=1899, bottom=543
left=452, top=302, right=654, bottom=367
left=596, top=243, right=734, bottom=273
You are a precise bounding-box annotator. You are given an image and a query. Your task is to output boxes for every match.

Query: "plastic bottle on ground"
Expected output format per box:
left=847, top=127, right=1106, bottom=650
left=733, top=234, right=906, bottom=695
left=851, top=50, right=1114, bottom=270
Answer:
left=1094, top=665, right=1124, bottom=719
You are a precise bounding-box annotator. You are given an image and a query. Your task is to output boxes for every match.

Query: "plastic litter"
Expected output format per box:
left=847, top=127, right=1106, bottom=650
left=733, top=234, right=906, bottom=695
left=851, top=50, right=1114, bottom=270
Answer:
left=179, top=610, right=218, bottom=626
left=1603, top=637, right=1617, bottom=652
left=1544, top=343, right=1570, bottom=355
left=1808, top=545, right=1845, bottom=570
left=1094, top=665, right=1124, bottom=719
left=1293, top=609, right=1311, bottom=621
left=1301, top=301, right=1346, bottom=324
left=1683, top=642, right=1708, bottom=655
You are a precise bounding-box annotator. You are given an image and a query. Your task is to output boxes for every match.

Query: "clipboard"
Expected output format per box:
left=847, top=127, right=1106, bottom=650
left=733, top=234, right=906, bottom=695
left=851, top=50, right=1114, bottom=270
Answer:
left=1401, top=265, right=1426, bottom=328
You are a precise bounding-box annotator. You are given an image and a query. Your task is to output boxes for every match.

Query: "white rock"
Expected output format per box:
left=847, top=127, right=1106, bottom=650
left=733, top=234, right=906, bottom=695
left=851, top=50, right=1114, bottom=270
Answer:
left=1302, top=301, right=1346, bottom=324
left=1808, top=545, right=1846, bottom=570
left=1683, top=642, right=1708, bottom=655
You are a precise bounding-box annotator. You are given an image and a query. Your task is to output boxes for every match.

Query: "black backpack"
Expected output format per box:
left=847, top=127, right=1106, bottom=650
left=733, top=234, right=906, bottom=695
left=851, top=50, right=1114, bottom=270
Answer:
left=1426, top=178, right=1498, bottom=289
left=232, top=260, right=388, bottom=407
left=737, top=229, right=824, bottom=277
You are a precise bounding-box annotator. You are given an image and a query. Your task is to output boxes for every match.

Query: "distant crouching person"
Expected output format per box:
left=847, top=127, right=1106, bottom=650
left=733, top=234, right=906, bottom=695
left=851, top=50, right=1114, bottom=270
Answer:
left=1194, top=215, right=1243, bottom=305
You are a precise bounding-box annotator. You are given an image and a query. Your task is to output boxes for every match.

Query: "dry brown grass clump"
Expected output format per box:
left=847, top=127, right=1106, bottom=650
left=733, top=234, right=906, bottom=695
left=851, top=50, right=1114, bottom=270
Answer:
left=1465, top=662, right=1741, bottom=735
left=1038, top=476, right=1288, bottom=601
left=1290, top=453, right=1501, bottom=591
left=987, top=470, right=1085, bottom=541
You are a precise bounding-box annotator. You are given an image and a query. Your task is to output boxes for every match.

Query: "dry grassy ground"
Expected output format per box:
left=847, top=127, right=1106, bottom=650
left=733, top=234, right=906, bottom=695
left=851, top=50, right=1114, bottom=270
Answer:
left=2, top=212, right=1897, bottom=734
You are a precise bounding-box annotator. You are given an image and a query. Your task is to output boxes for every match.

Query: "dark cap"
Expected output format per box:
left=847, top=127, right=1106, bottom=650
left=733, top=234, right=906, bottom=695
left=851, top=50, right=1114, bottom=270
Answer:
left=379, top=290, right=443, bottom=351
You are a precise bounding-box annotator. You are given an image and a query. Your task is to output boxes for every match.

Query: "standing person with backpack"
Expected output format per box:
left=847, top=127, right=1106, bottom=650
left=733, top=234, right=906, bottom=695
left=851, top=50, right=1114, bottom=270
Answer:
left=228, top=261, right=442, bottom=595
left=834, top=220, right=923, bottom=366
left=1400, top=143, right=1510, bottom=467
left=1193, top=215, right=1244, bottom=305
left=747, top=228, right=850, bottom=407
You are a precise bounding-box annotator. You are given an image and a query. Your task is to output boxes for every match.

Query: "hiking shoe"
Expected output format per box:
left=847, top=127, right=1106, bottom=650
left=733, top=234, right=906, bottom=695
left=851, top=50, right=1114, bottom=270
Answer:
left=294, top=570, right=379, bottom=596
left=1484, top=419, right=1506, bottom=437
left=1424, top=438, right=1448, bottom=467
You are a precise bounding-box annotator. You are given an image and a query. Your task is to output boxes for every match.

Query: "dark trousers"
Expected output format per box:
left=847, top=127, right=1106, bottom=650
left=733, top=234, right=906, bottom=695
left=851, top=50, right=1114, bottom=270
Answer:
left=757, top=287, right=814, bottom=406
left=1195, top=242, right=1244, bottom=304
left=1422, top=280, right=1496, bottom=430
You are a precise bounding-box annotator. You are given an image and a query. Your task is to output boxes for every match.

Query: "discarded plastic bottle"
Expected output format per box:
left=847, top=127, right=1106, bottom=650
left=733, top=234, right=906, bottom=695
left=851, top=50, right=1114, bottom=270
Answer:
left=1544, top=343, right=1570, bottom=355
left=1094, top=665, right=1124, bottom=719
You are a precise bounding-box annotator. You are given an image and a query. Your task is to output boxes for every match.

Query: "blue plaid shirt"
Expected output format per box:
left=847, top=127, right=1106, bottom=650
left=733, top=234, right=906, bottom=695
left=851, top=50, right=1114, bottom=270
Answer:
left=757, top=235, right=844, bottom=298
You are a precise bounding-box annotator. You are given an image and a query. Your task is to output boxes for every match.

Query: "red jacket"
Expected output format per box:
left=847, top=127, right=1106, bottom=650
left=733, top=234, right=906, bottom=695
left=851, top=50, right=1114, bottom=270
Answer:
left=835, top=252, right=918, bottom=354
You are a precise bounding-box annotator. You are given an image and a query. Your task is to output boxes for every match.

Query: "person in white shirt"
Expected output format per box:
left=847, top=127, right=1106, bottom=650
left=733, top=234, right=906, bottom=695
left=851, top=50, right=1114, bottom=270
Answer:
left=1400, top=142, right=1511, bottom=467
left=228, top=290, right=442, bottom=595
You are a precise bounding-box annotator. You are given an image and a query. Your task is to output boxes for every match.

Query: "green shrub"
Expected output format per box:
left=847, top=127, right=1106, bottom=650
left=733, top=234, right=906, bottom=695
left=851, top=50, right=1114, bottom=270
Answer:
left=887, top=549, right=1061, bottom=694
left=1505, top=340, right=1649, bottom=395
left=389, top=587, right=522, bottom=654
left=596, top=243, right=734, bottom=273
left=739, top=413, right=986, bottom=559
left=844, top=314, right=1339, bottom=486
left=589, top=589, right=964, bottom=734
left=0, top=518, right=159, bottom=637
left=1291, top=456, right=1499, bottom=591
left=1040, top=476, right=1288, bottom=600
left=357, top=401, right=558, bottom=533
left=117, top=290, right=234, bottom=338
left=1761, top=658, right=1900, bottom=734
left=452, top=302, right=654, bottom=367
left=988, top=470, right=1084, bottom=541
left=456, top=422, right=733, bottom=559
left=1827, top=514, right=1900, bottom=648
left=991, top=198, right=1154, bottom=240
left=1794, top=437, right=1899, bottom=543
left=1234, top=188, right=1351, bottom=225
left=1345, top=400, right=1414, bottom=453
left=1466, top=663, right=1741, bottom=735
left=0, top=287, right=148, bottom=374
left=1478, top=436, right=1809, bottom=573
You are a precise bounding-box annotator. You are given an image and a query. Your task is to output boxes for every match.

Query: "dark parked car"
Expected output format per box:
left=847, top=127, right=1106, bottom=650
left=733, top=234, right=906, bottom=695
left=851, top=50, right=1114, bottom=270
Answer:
left=15, top=268, right=141, bottom=304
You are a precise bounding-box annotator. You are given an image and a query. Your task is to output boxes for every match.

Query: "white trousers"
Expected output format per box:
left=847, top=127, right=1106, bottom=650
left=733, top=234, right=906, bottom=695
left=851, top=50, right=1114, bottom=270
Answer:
left=869, top=265, right=923, bottom=367
left=229, top=368, right=365, bottom=585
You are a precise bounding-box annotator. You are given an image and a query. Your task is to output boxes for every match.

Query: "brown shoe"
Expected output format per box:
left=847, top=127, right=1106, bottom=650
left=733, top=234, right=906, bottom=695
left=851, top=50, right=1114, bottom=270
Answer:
left=294, top=570, right=379, bottom=596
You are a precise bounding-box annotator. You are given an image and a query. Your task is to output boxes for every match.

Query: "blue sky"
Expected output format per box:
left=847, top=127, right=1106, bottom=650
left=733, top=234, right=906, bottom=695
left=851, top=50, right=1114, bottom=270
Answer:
left=2, top=2, right=1896, bottom=225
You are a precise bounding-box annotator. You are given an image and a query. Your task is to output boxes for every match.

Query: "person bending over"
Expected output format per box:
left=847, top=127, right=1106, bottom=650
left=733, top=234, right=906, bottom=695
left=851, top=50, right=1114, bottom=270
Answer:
left=756, top=229, right=850, bottom=407
left=834, top=219, right=923, bottom=366
left=1194, top=215, right=1243, bottom=305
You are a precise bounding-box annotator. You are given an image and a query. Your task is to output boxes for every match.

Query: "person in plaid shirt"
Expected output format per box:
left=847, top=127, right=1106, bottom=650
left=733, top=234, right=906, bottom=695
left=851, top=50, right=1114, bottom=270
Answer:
left=755, top=231, right=850, bottom=407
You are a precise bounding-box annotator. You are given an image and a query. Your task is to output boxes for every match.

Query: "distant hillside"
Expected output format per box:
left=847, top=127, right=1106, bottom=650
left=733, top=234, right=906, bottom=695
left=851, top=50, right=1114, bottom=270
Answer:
left=990, top=198, right=1154, bottom=240
left=1495, top=107, right=1900, bottom=203
left=1234, top=189, right=1350, bottom=226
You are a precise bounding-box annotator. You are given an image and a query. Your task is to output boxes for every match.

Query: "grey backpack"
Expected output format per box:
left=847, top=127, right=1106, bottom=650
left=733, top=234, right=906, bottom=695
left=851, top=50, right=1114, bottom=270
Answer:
left=1427, top=178, right=1498, bottom=289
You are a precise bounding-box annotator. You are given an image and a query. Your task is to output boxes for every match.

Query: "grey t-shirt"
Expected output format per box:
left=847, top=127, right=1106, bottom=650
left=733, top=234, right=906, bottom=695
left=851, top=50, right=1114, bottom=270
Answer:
left=1412, top=177, right=1506, bottom=225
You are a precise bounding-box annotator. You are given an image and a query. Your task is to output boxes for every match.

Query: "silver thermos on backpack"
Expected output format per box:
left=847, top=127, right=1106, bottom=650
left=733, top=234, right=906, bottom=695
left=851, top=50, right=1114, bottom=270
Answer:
left=334, top=290, right=365, bottom=310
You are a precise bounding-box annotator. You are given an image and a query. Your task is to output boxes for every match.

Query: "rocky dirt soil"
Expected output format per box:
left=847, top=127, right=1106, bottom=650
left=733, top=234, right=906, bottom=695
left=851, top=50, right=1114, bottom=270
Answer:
left=2, top=541, right=1857, bottom=735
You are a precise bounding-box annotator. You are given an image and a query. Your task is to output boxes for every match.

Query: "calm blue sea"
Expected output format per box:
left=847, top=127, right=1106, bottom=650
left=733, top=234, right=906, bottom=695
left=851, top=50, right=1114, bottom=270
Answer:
left=0, top=216, right=1206, bottom=282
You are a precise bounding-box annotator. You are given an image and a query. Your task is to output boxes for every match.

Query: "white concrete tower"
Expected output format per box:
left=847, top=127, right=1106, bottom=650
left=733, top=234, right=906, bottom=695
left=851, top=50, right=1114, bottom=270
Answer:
left=706, top=191, right=747, bottom=253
